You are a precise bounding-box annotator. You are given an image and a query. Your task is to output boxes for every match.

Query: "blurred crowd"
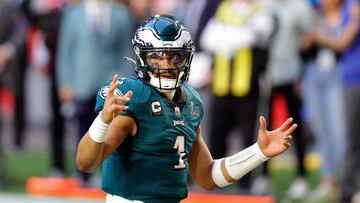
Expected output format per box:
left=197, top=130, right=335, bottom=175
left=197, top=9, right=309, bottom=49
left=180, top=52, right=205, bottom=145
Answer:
left=0, top=0, right=360, bottom=202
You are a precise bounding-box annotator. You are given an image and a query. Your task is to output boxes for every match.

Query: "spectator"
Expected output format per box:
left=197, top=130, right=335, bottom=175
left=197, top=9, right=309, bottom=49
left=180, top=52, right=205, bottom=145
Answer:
left=252, top=0, right=315, bottom=198
left=21, top=0, right=68, bottom=176
left=337, top=0, right=360, bottom=202
left=200, top=0, right=276, bottom=191
left=292, top=0, right=360, bottom=201
left=301, top=0, right=348, bottom=201
left=57, top=0, right=134, bottom=186
left=0, top=0, right=27, bottom=186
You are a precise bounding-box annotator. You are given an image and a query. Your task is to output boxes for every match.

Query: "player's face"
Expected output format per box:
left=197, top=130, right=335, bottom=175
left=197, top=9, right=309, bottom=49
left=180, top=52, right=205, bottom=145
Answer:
left=146, top=51, right=186, bottom=79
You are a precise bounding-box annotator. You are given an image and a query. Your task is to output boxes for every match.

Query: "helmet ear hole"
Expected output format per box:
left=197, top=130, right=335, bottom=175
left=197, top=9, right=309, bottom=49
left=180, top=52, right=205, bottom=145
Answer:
left=132, top=15, right=195, bottom=92
left=133, top=46, right=140, bottom=55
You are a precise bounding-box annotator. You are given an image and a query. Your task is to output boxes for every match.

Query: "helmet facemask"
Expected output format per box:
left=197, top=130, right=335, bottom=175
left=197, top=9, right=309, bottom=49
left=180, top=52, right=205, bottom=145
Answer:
left=132, top=15, right=195, bottom=92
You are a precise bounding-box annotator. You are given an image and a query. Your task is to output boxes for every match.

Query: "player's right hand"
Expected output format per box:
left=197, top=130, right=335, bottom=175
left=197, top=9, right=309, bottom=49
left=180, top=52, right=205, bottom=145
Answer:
left=101, top=74, right=132, bottom=124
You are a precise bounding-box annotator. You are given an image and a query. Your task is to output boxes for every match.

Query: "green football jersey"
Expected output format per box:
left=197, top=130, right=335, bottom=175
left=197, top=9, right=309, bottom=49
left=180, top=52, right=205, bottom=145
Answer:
left=95, top=78, right=204, bottom=203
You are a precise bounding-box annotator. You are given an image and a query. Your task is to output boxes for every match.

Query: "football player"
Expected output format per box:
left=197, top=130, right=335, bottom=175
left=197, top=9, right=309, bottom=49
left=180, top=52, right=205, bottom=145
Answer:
left=76, top=15, right=296, bottom=203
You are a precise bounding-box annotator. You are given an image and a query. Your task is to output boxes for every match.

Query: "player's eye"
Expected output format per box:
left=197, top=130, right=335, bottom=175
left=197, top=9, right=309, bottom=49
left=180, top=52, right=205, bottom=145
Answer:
left=147, top=52, right=163, bottom=60
left=170, top=53, right=185, bottom=63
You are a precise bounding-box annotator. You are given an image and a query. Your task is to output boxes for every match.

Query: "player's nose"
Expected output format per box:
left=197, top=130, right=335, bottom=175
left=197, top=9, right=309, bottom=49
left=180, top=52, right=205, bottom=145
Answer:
left=159, top=58, right=175, bottom=68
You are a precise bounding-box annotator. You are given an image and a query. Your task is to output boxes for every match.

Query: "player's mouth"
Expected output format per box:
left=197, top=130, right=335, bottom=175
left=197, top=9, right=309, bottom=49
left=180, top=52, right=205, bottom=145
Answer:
left=153, top=69, right=178, bottom=79
left=160, top=73, right=177, bottom=79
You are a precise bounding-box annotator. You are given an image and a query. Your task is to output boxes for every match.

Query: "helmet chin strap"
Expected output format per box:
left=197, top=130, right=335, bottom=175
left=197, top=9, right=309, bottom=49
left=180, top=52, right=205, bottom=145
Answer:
left=148, top=72, right=184, bottom=97
left=149, top=76, right=177, bottom=100
left=149, top=76, right=176, bottom=97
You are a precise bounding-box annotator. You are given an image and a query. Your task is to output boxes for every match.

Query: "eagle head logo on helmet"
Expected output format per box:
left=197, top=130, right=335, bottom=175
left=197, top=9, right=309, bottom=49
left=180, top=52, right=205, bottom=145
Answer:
left=132, top=15, right=195, bottom=92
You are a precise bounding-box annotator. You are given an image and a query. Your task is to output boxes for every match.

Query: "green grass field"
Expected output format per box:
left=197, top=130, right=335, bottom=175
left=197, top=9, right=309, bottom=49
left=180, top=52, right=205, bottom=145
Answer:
left=1, top=150, right=332, bottom=203
left=2, top=150, right=76, bottom=193
left=0, top=193, right=104, bottom=203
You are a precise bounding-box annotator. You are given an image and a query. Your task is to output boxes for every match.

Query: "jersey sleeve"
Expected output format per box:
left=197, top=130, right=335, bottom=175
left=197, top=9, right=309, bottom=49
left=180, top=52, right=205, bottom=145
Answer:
left=94, top=78, right=151, bottom=116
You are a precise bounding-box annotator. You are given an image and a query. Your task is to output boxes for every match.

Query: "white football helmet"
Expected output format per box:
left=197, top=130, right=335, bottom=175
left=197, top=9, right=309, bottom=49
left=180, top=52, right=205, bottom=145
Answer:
left=132, top=15, right=195, bottom=92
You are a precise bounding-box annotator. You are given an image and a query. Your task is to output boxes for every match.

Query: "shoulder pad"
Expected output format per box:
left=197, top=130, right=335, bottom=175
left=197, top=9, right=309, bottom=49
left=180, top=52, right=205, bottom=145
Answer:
left=183, top=84, right=204, bottom=105
left=116, top=78, right=152, bottom=103
left=95, top=78, right=151, bottom=113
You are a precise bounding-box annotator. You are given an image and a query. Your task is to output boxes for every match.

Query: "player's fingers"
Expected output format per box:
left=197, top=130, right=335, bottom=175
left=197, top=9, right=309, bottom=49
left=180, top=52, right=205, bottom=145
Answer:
left=114, top=96, right=130, bottom=104
left=109, top=74, right=118, bottom=87
left=284, top=135, right=293, bottom=141
left=259, top=116, right=266, bottom=133
left=113, top=103, right=129, bottom=111
left=284, top=124, right=297, bottom=135
left=124, top=91, right=133, bottom=99
left=279, top=117, right=294, bottom=131
left=108, top=74, right=119, bottom=98
left=110, top=103, right=128, bottom=112
left=117, top=105, right=129, bottom=111
left=283, top=142, right=291, bottom=148
left=116, top=91, right=133, bottom=103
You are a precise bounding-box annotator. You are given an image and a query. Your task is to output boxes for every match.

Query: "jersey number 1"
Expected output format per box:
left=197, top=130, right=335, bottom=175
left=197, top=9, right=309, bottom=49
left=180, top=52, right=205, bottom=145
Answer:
left=173, top=135, right=186, bottom=169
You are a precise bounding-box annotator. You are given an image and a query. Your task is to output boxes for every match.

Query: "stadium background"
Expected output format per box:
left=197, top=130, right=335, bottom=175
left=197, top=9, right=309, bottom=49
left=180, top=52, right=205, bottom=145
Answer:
left=0, top=0, right=356, bottom=202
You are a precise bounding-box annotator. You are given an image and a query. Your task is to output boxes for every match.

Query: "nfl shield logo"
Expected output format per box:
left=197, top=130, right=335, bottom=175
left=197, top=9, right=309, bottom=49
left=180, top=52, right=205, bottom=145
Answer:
left=174, top=106, right=181, bottom=116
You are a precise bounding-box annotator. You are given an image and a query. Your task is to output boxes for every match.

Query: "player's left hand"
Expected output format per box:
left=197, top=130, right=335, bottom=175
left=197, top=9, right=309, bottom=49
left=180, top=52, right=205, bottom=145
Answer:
left=256, top=116, right=297, bottom=157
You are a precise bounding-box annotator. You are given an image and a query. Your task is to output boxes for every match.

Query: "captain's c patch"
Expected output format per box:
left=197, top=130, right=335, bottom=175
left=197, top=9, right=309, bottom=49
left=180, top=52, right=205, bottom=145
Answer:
left=151, top=101, right=162, bottom=116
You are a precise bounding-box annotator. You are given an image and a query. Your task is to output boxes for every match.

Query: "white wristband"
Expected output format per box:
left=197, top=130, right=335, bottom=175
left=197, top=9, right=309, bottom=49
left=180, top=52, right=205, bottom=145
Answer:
left=211, top=159, right=232, bottom=187
left=88, top=112, right=110, bottom=143
left=211, top=143, right=268, bottom=188
left=224, top=143, right=269, bottom=180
